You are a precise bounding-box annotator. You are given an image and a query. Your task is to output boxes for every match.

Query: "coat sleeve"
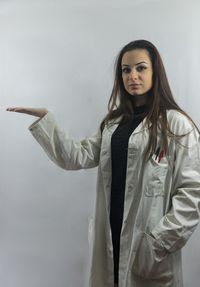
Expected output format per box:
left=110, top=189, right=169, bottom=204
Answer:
left=29, top=112, right=102, bottom=170
left=151, top=113, right=200, bottom=255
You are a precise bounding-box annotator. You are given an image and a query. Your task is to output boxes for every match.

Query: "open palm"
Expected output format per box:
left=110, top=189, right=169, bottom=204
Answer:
left=6, top=107, right=48, bottom=118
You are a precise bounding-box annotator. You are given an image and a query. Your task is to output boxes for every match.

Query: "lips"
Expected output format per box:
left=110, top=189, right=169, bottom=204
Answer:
left=129, top=84, right=141, bottom=88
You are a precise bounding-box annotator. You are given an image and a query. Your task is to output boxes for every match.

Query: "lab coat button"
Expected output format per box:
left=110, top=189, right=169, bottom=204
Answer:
left=128, top=184, right=133, bottom=192
left=136, top=221, right=140, bottom=227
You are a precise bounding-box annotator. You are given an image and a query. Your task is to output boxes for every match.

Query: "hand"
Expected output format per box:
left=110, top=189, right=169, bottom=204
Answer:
left=6, top=107, right=48, bottom=118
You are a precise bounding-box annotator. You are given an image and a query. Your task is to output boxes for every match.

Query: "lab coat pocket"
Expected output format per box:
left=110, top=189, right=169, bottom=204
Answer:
left=145, top=155, right=168, bottom=197
left=132, top=232, right=172, bottom=281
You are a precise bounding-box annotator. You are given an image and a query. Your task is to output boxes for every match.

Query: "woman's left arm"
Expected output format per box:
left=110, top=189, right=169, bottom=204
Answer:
left=151, top=115, right=200, bottom=254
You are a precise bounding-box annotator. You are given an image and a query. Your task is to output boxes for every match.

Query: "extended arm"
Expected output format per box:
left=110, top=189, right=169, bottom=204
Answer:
left=7, top=107, right=102, bottom=170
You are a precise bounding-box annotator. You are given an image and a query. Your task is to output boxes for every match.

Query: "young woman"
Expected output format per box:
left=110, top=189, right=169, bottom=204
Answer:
left=7, top=40, right=200, bottom=287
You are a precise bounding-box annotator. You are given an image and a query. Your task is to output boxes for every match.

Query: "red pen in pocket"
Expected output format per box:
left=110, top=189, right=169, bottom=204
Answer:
left=158, top=149, right=165, bottom=163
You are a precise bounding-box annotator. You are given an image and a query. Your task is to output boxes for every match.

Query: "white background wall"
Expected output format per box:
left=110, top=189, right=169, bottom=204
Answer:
left=0, top=0, right=200, bottom=286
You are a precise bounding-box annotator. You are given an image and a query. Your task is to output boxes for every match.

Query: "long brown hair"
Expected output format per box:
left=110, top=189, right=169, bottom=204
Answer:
left=100, top=39, right=198, bottom=159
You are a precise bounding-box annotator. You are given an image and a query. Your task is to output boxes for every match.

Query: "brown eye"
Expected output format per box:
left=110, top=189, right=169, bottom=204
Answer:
left=136, top=66, right=147, bottom=72
left=122, top=67, right=131, bottom=74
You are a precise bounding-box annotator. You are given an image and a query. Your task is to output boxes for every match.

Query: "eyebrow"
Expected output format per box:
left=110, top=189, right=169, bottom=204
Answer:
left=121, top=61, right=148, bottom=67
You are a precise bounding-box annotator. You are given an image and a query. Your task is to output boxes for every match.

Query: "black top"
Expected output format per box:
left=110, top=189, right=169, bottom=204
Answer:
left=110, top=105, right=146, bottom=284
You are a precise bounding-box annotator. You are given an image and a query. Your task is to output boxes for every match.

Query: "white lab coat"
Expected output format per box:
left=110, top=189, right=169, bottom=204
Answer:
left=29, top=109, right=200, bottom=287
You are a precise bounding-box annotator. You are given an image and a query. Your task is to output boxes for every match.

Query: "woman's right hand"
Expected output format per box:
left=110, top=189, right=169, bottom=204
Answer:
left=6, top=107, right=48, bottom=118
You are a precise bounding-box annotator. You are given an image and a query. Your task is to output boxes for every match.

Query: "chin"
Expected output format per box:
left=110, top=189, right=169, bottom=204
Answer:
left=129, top=91, right=141, bottom=96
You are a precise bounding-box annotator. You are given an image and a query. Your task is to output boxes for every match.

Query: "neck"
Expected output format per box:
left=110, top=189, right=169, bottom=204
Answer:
left=133, top=94, right=148, bottom=107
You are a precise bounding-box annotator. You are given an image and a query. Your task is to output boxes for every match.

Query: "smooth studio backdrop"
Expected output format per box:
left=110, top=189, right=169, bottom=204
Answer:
left=1, top=0, right=200, bottom=286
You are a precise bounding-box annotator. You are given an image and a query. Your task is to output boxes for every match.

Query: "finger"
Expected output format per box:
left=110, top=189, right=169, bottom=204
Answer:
left=7, top=107, right=23, bottom=111
left=7, top=107, right=30, bottom=113
left=6, top=107, right=17, bottom=111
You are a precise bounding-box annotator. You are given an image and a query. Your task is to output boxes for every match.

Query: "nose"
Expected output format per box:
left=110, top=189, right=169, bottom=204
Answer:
left=129, top=68, right=138, bottom=81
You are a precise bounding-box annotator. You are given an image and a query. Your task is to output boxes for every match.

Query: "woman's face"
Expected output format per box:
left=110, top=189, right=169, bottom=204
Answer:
left=121, top=49, right=153, bottom=103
